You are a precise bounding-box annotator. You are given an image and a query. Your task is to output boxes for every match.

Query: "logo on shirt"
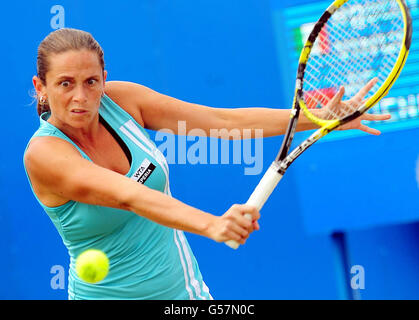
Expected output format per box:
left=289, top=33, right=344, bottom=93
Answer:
left=132, top=159, right=156, bottom=184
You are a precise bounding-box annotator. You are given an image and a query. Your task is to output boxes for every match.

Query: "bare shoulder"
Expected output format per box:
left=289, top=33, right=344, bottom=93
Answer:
left=104, top=81, right=158, bottom=127
left=24, top=136, right=86, bottom=184
left=104, top=80, right=191, bottom=132
left=25, top=136, right=80, bottom=171
left=24, top=136, right=85, bottom=206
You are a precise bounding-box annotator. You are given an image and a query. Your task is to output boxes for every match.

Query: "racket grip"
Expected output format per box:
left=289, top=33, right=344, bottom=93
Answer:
left=225, top=163, right=283, bottom=249
left=225, top=213, right=253, bottom=249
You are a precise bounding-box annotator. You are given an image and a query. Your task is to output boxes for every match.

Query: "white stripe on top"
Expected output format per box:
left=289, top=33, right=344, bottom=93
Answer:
left=121, top=120, right=199, bottom=299
left=124, top=120, right=170, bottom=174
left=119, top=126, right=170, bottom=195
left=173, top=229, right=194, bottom=300
left=177, top=230, right=206, bottom=300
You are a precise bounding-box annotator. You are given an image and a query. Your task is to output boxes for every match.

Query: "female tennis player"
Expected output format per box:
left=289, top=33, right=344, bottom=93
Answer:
left=23, top=28, right=389, bottom=300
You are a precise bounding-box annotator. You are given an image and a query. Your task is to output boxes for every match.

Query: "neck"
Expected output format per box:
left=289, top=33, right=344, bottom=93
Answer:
left=47, top=113, right=102, bottom=148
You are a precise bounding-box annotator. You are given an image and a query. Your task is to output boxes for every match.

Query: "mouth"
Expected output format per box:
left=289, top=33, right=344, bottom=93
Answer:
left=71, top=109, right=88, bottom=114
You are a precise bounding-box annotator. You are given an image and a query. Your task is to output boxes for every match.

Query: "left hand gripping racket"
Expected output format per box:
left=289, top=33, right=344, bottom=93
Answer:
left=226, top=0, right=412, bottom=249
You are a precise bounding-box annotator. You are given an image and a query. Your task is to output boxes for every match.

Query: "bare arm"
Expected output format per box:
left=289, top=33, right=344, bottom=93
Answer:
left=24, top=137, right=259, bottom=243
left=105, top=81, right=390, bottom=138
left=105, top=81, right=314, bottom=138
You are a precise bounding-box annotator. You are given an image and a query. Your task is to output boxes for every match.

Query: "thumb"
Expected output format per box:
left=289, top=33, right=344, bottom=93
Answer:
left=239, top=204, right=259, bottom=221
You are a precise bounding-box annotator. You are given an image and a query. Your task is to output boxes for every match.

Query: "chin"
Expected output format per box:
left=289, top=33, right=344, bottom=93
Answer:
left=68, top=111, right=94, bottom=126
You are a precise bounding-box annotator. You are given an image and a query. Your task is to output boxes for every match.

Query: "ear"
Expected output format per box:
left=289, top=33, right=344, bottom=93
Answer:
left=32, top=76, right=46, bottom=97
left=103, top=70, right=108, bottom=85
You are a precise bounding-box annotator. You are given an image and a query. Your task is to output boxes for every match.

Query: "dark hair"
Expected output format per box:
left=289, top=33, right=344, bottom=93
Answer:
left=36, top=28, right=105, bottom=115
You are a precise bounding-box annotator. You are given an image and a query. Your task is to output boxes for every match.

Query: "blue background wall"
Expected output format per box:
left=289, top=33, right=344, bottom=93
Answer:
left=1, top=0, right=418, bottom=299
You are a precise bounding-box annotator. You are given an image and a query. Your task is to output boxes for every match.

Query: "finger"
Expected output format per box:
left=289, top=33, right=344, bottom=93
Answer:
left=361, top=113, right=391, bottom=121
left=241, top=217, right=259, bottom=235
left=231, top=216, right=253, bottom=236
left=353, top=78, right=378, bottom=103
left=253, top=220, right=260, bottom=231
left=225, top=230, right=246, bottom=245
left=330, top=86, right=345, bottom=105
left=239, top=215, right=254, bottom=234
left=238, top=204, right=260, bottom=221
left=236, top=213, right=257, bottom=234
left=225, top=223, right=249, bottom=242
left=356, top=78, right=378, bottom=100
left=359, top=124, right=381, bottom=135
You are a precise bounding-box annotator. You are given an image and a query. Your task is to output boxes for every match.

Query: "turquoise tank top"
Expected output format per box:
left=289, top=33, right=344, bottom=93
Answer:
left=23, top=94, right=212, bottom=300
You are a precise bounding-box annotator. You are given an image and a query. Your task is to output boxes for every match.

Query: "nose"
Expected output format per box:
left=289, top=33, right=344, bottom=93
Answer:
left=73, top=85, right=88, bottom=104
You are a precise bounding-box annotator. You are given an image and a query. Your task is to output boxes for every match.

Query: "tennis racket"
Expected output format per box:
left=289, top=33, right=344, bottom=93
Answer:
left=226, top=0, right=412, bottom=249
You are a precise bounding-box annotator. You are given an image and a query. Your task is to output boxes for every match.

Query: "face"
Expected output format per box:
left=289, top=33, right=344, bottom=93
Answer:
left=33, top=49, right=107, bottom=129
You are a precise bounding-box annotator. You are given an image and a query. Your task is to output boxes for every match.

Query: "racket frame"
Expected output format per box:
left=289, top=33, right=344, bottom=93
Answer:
left=225, top=0, right=412, bottom=249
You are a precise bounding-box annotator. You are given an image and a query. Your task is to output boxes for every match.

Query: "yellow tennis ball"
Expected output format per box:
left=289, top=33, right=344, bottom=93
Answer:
left=75, top=249, right=109, bottom=284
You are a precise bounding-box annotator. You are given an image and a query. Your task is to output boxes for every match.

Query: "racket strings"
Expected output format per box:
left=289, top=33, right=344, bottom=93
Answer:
left=306, top=10, right=401, bottom=116
left=310, top=2, right=400, bottom=117
left=319, top=20, right=385, bottom=119
left=329, top=1, right=399, bottom=79
left=309, top=5, right=392, bottom=102
left=302, top=0, right=404, bottom=121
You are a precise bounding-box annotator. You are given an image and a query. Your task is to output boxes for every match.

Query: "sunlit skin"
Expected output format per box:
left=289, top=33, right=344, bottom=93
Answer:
left=325, top=78, right=391, bottom=134
left=32, top=49, right=389, bottom=146
left=30, top=49, right=261, bottom=242
left=32, top=49, right=107, bottom=148
left=28, top=48, right=390, bottom=245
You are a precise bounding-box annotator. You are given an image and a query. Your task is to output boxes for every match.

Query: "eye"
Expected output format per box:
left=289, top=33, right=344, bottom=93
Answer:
left=60, top=80, right=71, bottom=87
left=87, top=78, right=97, bottom=85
